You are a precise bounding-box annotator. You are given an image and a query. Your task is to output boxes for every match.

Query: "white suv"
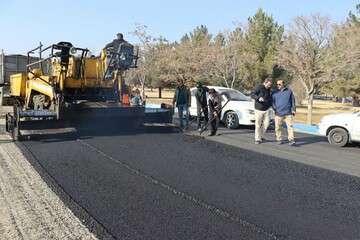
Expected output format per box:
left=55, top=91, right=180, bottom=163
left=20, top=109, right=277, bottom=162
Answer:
left=318, top=111, right=360, bottom=147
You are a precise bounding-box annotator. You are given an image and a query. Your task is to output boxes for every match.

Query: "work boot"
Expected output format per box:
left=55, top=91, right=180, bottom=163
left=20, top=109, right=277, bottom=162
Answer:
left=255, top=140, right=261, bottom=145
left=288, top=140, right=296, bottom=146
left=208, top=132, right=215, bottom=137
left=277, top=140, right=284, bottom=145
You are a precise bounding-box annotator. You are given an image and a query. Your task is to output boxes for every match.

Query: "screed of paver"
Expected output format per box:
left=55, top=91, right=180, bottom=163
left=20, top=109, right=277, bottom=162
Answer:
left=0, top=134, right=110, bottom=240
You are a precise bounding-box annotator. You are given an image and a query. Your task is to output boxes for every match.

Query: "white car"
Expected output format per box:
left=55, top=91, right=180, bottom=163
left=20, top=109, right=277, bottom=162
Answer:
left=189, top=86, right=266, bottom=129
left=318, top=111, right=360, bottom=147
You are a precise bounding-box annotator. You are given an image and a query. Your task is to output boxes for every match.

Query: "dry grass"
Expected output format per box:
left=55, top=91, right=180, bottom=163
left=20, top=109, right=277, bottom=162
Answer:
left=295, top=100, right=357, bottom=124
left=144, top=88, right=174, bottom=105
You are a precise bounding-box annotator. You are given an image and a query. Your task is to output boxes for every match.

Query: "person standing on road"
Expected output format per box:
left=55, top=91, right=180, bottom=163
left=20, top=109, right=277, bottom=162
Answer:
left=251, top=78, right=273, bottom=144
left=208, top=88, right=222, bottom=136
left=173, top=79, right=191, bottom=129
left=272, top=80, right=296, bottom=146
left=130, top=88, right=143, bottom=106
left=195, top=82, right=209, bottom=132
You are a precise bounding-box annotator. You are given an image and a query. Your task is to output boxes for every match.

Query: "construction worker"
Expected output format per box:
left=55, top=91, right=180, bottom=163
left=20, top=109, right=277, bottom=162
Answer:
left=130, top=89, right=143, bottom=106
left=195, top=82, right=209, bottom=131
left=173, top=79, right=191, bottom=129
left=208, top=88, right=222, bottom=136
left=104, top=33, right=127, bottom=51
left=103, top=33, right=127, bottom=79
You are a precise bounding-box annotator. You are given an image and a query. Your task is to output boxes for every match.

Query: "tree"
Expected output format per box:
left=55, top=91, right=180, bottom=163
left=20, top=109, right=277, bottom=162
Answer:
left=325, top=15, right=360, bottom=106
left=180, top=34, right=190, bottom=43
left=189, top=25, right=212, bottom=44
left=129, top=24, right=156, bottom=97
left=244, top=8, right=284, bottom=88
left=210, top=28, right=256, bottom=89
left=278, top=14, right=332, bottom=124
left=348, top=3, right=360, bottom=24
left=154, top=25, right=215, bottom=87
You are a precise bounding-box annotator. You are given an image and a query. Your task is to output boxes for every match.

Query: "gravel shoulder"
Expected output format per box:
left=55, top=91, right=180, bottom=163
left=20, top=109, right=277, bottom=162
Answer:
left=0, top=127, right=110, bottom=240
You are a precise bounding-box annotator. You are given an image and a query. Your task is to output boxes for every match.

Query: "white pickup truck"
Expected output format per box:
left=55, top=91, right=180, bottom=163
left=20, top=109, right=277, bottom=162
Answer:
left=318, top=111, right=360, bottom=147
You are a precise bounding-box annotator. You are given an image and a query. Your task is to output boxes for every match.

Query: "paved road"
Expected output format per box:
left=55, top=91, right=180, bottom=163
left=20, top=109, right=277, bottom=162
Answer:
left=10, top=121, right=360, bottom=240
left=194, top=126, right=360, bottom=178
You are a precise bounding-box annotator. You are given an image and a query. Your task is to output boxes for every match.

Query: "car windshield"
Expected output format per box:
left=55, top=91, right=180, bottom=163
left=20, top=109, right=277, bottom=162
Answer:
left=219, top=89, right=249, bottom=101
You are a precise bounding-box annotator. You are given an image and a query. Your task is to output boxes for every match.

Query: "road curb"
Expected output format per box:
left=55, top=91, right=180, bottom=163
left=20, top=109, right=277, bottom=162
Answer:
left=293, top=123, right=320, bottom=135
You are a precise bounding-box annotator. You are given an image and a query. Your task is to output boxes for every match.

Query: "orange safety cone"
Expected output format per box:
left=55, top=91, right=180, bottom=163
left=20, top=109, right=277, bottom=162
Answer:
left=122, top=94, right=130, bottom=105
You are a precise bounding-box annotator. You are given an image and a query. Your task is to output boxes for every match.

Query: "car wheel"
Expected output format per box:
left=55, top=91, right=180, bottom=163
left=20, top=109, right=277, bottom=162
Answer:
left=224, top=111, right=239, bottom=129
left=328, top=127, right=349, bottom=147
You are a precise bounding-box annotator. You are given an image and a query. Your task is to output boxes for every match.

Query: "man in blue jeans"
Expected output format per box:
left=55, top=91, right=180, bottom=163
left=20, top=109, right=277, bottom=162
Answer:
left=173, top=79, right=191, bottom=129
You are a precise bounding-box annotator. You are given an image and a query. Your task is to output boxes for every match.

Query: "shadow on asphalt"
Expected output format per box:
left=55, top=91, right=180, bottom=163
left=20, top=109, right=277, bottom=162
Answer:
left=17, top=118, right=180, bottom=143
left=347, top=142, right=360, bottom=148
left=293, top=135, right=328, bottom=146
left=216, top=123, right=330, bottom=147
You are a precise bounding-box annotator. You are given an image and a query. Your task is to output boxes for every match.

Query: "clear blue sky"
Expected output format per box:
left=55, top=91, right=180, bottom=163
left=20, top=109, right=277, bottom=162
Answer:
left=0, top=0, right=358, bottom=54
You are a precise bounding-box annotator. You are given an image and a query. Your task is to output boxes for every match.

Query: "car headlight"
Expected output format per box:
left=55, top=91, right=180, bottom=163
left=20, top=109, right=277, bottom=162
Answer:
left=248, top=109, right=255, bottom=115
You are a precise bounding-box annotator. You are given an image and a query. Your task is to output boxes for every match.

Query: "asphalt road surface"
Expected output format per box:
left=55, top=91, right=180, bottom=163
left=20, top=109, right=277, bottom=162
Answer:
left=196, top=126, right=360, bottom=178
left=13, top=121, right=360, bottom=240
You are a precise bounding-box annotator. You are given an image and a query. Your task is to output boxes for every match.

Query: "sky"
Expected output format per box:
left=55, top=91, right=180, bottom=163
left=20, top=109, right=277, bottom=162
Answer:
left=0, top=0, right=358, bottom=54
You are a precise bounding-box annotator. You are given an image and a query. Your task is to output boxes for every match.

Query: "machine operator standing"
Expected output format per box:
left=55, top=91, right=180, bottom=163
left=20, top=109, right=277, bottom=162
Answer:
left=104, top=33, right=128, bottom=51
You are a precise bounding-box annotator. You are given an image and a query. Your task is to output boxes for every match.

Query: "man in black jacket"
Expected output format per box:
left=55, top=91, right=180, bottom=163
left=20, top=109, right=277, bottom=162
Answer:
left=195, top=82, right=209, bottom=131
left=251, top=78, right=273, bottom=144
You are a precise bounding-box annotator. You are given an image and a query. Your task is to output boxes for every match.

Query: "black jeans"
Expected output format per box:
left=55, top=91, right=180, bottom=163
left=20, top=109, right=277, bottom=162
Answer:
left=209, top=112, right=220, bottom=134
left=197, top=104, right=209, bottom=128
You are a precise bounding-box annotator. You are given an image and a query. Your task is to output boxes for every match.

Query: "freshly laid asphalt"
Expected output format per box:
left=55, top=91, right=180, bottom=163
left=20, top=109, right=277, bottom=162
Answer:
left=10, top=120, right=360, bottom=240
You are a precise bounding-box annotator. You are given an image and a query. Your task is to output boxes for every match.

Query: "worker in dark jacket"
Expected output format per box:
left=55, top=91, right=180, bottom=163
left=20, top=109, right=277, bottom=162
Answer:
left=195, top=82, right=209, bottom=131
left=104, top=33, right=127, bottom=51
left=103, top=33, right=128, bottom=79
left=173, top=79, right=191, bottom=129
left=272, top=80, right=296, bottom=146
left=208, top=88, right=222, bottom=136
left=251, top=78, right=273, bottom=144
